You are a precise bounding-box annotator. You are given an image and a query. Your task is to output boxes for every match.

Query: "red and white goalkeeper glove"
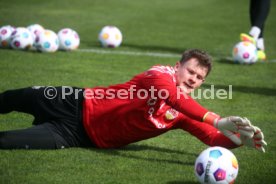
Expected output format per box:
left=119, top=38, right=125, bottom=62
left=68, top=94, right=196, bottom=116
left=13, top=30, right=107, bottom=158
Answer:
left=220, top=121, right=267, bottom=153
left=220, top=129, right=242, bottom=145
left=215, top=116, right=256, bottom=138
left=240, top=125, right=267, bottom=153
left=203, top=113, right=255, bottom=137
left=203, top=113, right=257, bottom=146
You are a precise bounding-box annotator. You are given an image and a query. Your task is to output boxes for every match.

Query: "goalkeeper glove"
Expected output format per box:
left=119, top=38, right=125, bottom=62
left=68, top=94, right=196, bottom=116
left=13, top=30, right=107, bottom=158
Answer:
left=221, top=129, right=242, bottom=146
left=215, top=116, right=255, bottom=138
left=241, top=125, right=267, bottom=153
left=203, top=113, right=256, bottom=141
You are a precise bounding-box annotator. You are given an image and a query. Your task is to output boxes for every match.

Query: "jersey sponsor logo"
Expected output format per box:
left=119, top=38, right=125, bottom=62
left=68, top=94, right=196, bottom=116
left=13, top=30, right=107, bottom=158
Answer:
left=146, top=98, right=166, bottom=128
left=147, top=98, right=157, bottom=106
left=146, top=98, right=178, bottom=129
left=149, top=116, right=166, bottom=129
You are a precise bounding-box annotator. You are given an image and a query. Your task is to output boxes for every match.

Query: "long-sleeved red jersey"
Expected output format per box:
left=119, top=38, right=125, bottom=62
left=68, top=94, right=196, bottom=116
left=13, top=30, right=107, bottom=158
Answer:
left=82, top=65, right=237, bottom=149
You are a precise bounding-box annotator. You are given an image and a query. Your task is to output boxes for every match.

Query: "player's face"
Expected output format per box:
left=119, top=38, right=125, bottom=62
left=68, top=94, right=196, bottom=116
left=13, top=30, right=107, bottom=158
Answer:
left=174, top=58, right=207, bottom=94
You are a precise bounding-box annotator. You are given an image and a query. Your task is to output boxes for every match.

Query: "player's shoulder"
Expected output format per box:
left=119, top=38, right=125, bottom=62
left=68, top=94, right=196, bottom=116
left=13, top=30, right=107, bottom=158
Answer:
left=147, top=65, right=175, bottom=76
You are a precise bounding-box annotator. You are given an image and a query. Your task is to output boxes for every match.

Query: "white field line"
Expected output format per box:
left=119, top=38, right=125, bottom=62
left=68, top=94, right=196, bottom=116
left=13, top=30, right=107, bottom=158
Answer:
left=78, top=48, right=180, bottom=58
left=78, top=48, right=276, bottom=62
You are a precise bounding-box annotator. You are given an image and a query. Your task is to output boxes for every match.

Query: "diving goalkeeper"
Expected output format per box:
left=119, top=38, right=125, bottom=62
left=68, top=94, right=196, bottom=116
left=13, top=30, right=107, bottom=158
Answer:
left=0, top=49, right=266, bottom=152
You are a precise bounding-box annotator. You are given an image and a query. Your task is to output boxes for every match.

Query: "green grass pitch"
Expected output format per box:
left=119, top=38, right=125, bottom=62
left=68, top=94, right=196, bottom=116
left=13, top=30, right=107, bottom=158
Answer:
left=0, top=0, right=276, bottom=183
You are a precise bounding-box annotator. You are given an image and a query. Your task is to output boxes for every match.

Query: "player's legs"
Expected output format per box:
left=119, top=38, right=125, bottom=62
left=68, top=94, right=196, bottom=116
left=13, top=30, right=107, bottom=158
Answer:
left=0, top=121, right=93, bottom=149
left=0, top=86, right=94, bottom=149
left=250, top=0, right=258, bottom=29
left=249, top=0, right=270, bottom=56
left=0, top=87, right=37, bottom=115
left=0, top=86, right=83, bottom=123
left=250, top=0, right=271, bottom=37
left=240, top=0, right=270, bottom=61
left=0, top=123, right=67, bottom=149
left=50, top=119, right=94, bottom=148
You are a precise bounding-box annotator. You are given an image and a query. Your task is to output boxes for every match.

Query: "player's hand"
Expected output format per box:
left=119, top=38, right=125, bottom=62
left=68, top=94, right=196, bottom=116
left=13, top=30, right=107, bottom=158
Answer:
left=215, top=116, right=255, bottom=138
left=241, top=125, right=267, bottom=153
left=221, top=129, right=242, bottom=146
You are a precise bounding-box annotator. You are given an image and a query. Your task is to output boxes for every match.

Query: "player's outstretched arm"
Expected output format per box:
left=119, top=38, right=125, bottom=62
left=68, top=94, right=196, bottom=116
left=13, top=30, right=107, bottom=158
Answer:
left=141, top=68, right=260, bottom=146
left=179, top=116, right=241, bottom=149
left=180, top=115, right=267, bottom=152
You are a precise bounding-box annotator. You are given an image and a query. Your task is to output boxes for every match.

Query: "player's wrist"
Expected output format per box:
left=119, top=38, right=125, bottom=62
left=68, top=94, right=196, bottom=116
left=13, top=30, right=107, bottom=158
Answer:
left=202, top=112, right=220, bottom=126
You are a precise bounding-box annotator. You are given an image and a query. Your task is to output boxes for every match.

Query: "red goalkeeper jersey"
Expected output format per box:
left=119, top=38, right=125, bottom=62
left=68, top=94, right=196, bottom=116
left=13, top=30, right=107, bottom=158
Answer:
left=82, top=65, right=237, bottom=149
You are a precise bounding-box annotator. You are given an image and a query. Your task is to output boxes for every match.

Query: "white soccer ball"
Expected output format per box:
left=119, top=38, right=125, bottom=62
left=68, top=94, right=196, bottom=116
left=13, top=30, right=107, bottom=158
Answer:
left=10, top=27, right=33, bottom=50
left=27, top=24, right=45, bottom=50
left=0, top=25, right=15, bottom=48
left=98, top=26, right=123, bottom=48
left=194, top=146, right=239, bottom=184
left=35, top=29, right=59, bottom=53
left=58, top=28, right=80, bottom=51
left=232, top=41, right=258, bottom=64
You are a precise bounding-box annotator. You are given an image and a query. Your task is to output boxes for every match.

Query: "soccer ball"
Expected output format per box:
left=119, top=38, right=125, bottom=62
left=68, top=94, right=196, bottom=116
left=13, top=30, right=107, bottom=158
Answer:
left=98, top=26, right=123, bottom=48
left=0, top=25, right=15, bottom=48
left=27, top=24, right=44, bottom=40
left=10, top=27, right=33, bottom=50
left=194, top=147, right=239, bottom=184
left=27, top=24, right=45, bottom=50
left=232, top=41, right=258, bottom=64
left=35, top=29, right=59, bottom=52
left=57, top=28, right=80, bottom=51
